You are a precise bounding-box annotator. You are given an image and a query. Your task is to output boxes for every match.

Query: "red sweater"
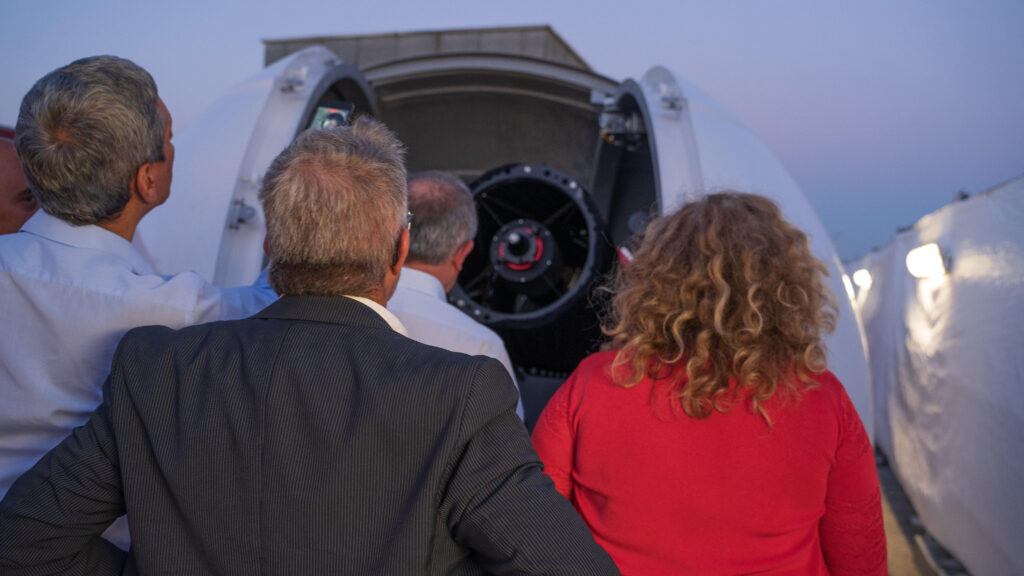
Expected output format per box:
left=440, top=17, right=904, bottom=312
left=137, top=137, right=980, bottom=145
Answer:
left=531, top=350, right=886, bottom=576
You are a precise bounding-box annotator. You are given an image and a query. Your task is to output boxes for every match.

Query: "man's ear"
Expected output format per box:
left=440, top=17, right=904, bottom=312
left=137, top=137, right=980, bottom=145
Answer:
left=133, top=163, right=158, bottom=204
left=452, top=240, right=474, bottom=272
left=391, top=228, right=410, bottom=274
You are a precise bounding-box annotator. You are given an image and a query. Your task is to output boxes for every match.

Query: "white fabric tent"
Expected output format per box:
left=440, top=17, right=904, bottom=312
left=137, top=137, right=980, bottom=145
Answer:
left=853, top=173, right=1024, bottom=576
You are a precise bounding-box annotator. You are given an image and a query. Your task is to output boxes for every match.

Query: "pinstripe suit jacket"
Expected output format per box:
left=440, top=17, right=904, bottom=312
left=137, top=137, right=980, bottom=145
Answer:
left=0, top=295, right=619, bottom=576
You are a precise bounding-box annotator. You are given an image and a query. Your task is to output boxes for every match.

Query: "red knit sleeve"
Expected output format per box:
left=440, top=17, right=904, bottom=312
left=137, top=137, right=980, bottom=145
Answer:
left=531, top=370, right=577, bottom=501
left=819, top=378, right=887, bottom=576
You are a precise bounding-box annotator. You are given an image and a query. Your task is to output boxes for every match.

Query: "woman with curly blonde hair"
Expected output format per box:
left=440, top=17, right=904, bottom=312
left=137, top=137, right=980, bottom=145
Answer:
left=532, top=192, right=886, bottom=576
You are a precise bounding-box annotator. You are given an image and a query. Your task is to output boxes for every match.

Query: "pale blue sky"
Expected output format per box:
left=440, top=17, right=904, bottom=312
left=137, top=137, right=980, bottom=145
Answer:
left=2, top=0, right=1022, bottom=259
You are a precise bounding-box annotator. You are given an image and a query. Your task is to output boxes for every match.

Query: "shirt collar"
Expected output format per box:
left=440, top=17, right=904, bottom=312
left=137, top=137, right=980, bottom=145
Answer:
left=345, top=295, right=408, bottom=337
left=21, top=210, right=155, bottom=275
left=397, top=267, right=447, bottom=302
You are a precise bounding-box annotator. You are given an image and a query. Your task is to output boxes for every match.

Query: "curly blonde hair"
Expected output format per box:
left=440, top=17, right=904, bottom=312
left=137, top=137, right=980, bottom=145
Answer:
left=602, top=192, right=837, bottom=421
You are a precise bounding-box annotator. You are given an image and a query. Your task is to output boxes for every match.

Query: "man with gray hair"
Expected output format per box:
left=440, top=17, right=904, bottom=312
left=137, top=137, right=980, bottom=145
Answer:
left=388, top=171, right=524, bottom=420
left=0, top=118, right=619, bottom=575
left=0, top=56, right=275, bottom=547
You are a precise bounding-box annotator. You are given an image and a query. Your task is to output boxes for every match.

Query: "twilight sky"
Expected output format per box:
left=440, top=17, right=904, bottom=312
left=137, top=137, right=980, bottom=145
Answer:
left=1, top=0, right=1021, bottom=259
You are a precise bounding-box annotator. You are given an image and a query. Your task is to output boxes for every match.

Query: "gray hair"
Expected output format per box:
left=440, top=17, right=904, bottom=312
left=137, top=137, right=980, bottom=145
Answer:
left=260, top=117, right=408, bottom=297
left=406, top=171, right=477, bottom=265
left=14, top=55, right=166, bottom=225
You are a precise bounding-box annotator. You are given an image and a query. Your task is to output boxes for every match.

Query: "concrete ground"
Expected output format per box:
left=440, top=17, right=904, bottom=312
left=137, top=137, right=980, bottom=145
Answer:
left=879, top=458, right=931, bottom=575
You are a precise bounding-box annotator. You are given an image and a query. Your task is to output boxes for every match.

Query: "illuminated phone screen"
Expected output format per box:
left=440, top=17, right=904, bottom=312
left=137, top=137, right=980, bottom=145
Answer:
left=309, top=101, right=355, bottom=130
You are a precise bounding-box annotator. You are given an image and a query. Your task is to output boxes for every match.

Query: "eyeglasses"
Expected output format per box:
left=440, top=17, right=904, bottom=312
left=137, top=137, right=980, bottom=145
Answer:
left=405, top=211, right=413, bottom=230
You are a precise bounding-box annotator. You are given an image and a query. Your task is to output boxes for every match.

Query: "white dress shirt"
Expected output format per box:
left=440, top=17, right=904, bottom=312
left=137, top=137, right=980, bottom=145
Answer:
left=387, top=267, right=524, bottom=420
left=0, top=211, right=277, bottom=502
left=347, top=295, right=408, bottom=336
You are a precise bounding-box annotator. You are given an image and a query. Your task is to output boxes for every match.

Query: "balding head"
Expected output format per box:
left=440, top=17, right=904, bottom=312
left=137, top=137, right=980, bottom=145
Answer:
left=0, top=137, right=37, bottom=234
left=406, top=171, right=477, bottom=265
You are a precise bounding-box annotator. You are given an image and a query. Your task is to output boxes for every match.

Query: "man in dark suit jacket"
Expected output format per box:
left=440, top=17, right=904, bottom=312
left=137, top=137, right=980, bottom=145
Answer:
left=0, top=118, right=619, bottom=575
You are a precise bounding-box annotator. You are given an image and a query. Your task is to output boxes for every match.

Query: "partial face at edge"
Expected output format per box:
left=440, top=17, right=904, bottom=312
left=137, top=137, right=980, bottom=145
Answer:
left=0, top=138, right=37, bottom=234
